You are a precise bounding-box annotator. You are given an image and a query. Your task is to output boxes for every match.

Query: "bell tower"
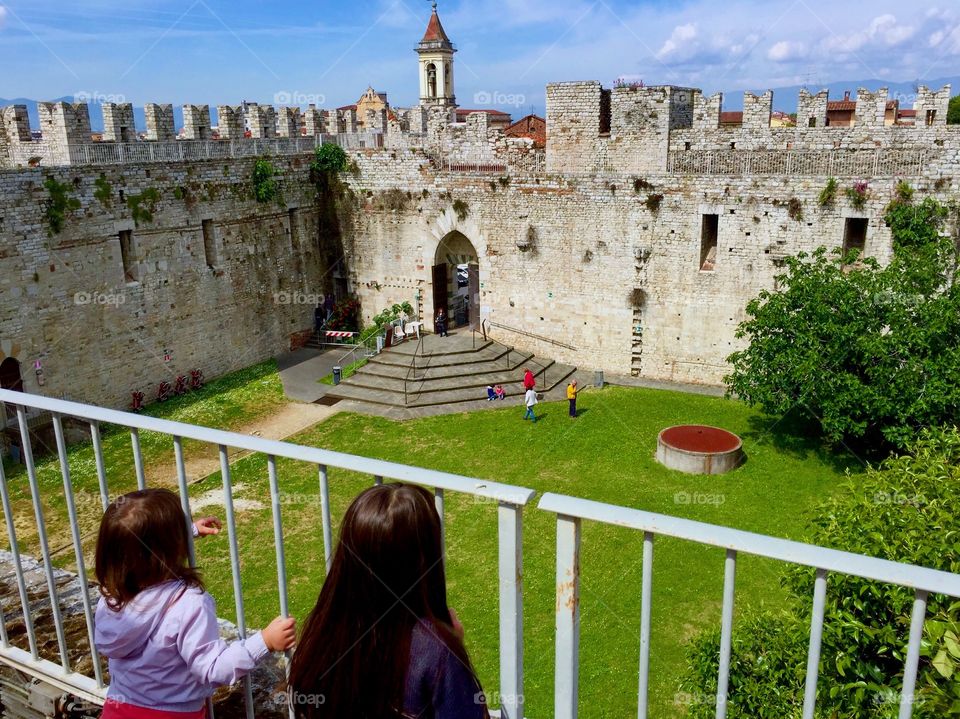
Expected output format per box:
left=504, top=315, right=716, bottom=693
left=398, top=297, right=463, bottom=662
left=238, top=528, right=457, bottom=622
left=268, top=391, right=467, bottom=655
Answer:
left=417, top=1, right=457, bottom=108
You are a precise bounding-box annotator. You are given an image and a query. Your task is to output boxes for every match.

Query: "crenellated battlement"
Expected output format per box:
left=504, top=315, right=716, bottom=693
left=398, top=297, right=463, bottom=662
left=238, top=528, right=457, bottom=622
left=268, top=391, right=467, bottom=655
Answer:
left=547, top=81, right=957, bottom=176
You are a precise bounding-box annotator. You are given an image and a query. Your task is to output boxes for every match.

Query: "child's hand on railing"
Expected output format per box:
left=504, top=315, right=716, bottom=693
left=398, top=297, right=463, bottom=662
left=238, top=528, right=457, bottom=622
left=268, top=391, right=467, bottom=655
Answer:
left=449, top=607, right=465, bottom=641
left=192, top=517, right=222, bottom=537
left=262, top=616, right=297, bottom=651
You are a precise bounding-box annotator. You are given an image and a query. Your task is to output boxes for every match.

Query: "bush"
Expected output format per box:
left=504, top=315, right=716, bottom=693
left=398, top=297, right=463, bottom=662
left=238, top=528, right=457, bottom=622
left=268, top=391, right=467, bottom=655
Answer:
left=43, top=176, right=81, bottom=235
left=311, top=143, right=348, bottom=176
left=818, top=177, right=838, bottom=208
left=252, top=159, right=278, bottom=203
left=683, top=428, right=960, bottom=718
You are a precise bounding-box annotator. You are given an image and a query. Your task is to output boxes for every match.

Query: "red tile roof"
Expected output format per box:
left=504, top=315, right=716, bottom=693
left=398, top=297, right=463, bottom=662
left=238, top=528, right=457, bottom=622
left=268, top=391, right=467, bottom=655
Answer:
left=456, top=109, right=511, bottom=118
left=337, top=104, right=357, bottom=112
left=719, top=111, right=743, bottom=124
left=421, top=10, right=452, bottom=44
left=504, top=114, right=546, bottom=147
left=898, top=109, right=917, bottom=117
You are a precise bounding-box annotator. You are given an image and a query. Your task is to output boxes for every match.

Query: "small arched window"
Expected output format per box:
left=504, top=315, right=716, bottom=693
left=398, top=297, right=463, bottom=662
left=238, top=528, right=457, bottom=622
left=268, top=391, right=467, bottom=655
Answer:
left=427, top=64, right=437, bottom=98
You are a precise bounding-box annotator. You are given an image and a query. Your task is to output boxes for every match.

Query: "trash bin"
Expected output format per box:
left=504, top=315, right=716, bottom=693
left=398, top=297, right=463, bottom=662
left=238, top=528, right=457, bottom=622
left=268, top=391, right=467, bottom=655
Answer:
left=594, top=370, right=604, bottom=389
left=333, top=366, right=342, bottom=385
left=376, top=334, right=385, bottom=354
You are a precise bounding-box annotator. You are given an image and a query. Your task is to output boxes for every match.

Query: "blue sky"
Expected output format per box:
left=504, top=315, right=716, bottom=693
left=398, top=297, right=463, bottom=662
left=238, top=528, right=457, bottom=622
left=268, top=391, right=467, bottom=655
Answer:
left=1, top=0, right=958, bottom=116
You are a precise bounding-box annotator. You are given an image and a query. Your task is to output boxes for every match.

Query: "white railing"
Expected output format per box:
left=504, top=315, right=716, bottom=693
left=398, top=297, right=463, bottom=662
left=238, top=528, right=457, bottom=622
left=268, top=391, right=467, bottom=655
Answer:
left=0, top=389, right=532, bottom=719
left=667, top=148, right=929, bottom=177
left=537, top=492, right=960, bottom=719
left=4, top=388, right=960, bottom=719
left=67, top=137, right=322, bottom=166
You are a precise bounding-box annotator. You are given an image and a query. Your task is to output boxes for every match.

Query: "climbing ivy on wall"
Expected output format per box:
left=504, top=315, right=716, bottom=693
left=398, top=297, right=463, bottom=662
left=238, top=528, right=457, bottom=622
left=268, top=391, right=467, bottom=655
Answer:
left=43, top=177, right=81, bottom=235
left=127, top=188, right=161, bottom=225
left=94, top=175, right=113, bottom=207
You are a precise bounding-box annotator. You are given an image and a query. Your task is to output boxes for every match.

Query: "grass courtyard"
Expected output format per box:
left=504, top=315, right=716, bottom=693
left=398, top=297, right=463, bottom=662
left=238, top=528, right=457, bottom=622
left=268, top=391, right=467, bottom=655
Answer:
left=1, top=363, right=864, bottom=717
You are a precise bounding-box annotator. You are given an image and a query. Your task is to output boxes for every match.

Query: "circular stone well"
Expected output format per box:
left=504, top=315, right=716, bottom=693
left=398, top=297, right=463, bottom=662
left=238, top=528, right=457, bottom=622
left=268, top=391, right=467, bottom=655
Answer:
left=656, top=425, right=744, bottom=475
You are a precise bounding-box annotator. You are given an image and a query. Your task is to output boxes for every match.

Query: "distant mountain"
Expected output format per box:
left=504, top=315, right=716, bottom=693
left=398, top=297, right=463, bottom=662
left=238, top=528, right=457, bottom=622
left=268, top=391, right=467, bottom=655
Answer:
left=719, top=76, right=960, bottom=112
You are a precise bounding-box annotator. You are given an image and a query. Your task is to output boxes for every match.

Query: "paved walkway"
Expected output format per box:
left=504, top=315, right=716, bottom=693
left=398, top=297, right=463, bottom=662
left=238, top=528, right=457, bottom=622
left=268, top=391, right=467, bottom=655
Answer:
left=277, top=346, right=356, bottom=403
left=605, top=373, right=726, bottom=397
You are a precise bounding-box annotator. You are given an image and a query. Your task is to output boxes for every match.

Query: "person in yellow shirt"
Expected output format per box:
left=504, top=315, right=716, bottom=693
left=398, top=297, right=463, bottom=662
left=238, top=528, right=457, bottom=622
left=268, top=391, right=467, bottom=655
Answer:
left=567, top=380, right=580, bottom=418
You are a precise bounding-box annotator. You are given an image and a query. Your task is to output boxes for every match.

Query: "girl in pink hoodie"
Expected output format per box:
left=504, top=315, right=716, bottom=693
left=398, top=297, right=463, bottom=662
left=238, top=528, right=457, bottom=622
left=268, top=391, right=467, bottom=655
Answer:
left=94, top=489, right=296, bottom=718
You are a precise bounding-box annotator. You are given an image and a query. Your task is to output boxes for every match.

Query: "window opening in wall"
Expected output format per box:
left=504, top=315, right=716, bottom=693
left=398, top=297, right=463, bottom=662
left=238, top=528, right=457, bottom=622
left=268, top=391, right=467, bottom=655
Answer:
left=684, top=141, right=692, bottom=151
left=926, top=110, right=937, bottom=126
left=730, top=142, right=736, bottom=149
left=843, top=218, right=868, bottom=260
left=118, top=230, right=139, bottom=283
left=808, top=117, right=816, bottom=127
left=201, top=219, right=218, bottom=268
left=700, top=214, right=719, bottom=271
left=599, top=89, right=612, bottom=136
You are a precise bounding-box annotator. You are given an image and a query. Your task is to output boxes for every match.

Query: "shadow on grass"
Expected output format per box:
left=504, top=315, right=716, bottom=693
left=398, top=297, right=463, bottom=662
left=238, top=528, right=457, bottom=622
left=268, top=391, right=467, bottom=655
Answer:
left=743, top=407, right=882, bottom=475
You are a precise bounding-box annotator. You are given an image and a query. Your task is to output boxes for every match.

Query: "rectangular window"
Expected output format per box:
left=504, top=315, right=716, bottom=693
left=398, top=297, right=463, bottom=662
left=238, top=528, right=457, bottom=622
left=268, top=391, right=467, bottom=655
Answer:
left=599, top=89, right=612, bottom=136
left=201, top=219, right=218, bottom=268
left=288, top=208, right=300, bottom=246
left=926, top=109, right=937, bottom=126
left=118, top=230, right=138, bottom=283
left=700, top=214, right=719, bottom=271
left=843, top=218, right=868, bottom=258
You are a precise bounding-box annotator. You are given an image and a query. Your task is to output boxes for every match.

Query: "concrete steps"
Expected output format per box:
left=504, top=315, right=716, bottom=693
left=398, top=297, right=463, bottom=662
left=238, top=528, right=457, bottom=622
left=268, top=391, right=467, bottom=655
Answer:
left=324, top=333, right=577, bottom=410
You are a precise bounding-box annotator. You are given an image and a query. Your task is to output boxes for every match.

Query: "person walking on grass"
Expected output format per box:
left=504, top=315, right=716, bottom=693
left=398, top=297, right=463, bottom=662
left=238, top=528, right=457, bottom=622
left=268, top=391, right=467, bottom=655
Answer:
left=523, top=386, right=538, bottom=422
left=567, top=379, right=581, bottom=418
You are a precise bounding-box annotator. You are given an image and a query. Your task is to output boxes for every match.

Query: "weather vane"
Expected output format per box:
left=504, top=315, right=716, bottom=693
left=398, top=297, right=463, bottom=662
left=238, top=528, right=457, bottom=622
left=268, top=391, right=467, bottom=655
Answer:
left=429, top=0, right=438, bottom=10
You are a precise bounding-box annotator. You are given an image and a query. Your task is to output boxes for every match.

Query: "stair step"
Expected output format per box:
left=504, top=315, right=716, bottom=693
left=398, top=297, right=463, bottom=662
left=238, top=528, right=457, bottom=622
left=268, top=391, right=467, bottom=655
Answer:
left=347, top=363, right=559, bottom=395
left=360, top=351, right=535, bottom=380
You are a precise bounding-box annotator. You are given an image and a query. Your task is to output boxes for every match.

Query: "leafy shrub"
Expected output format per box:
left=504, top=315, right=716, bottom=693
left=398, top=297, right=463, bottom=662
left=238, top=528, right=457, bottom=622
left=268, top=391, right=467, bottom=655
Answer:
left=846, top=181, right=869, bottom=210
left=327, top=297, right=361, bottom=333
left=633, top=177, right=654, bottom=193
left=452, top=199, right=469, bottom=222
left=645, top=193, right=664, bottom=213
left=787, top=197, right=803, bottom=221
left=252, top=159, right=278, bottom=203
left=818, top=177, right=838, bottom=207
left=683, top=428, right=960, bottom=718
left=94, top=175, right=112, bottom=207
left=43, top=176, right=81, bottom=234
left=311, top=143, right=348, bottom=176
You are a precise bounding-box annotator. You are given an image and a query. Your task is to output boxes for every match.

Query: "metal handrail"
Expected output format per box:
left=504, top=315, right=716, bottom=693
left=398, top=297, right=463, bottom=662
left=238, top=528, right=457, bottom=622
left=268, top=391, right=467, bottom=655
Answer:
left=538, top=492, right=960, bottom=719
left=403, top=334, right=427, bottom=406
left=487, top=320, right=578, bottom=352
left=0, top=389, right=533, bottom=719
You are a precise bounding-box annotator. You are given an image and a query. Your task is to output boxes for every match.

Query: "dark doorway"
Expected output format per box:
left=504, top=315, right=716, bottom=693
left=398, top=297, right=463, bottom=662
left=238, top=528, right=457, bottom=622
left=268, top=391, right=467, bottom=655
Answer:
left=0, top=358, right=23, bottom=392
left=467, top=263, right=480, bottom=330
left=432, top=264, right=448, bottom=332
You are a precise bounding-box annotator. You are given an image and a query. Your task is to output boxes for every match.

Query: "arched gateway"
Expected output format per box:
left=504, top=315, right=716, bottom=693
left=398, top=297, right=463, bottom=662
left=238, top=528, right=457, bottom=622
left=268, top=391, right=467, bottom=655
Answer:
left=432, top=231, right=479, bottom=332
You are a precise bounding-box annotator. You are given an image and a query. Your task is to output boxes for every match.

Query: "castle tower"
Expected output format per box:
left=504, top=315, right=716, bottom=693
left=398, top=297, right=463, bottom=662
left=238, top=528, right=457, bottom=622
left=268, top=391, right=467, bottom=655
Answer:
left=417, top=2, right=456, bottom=109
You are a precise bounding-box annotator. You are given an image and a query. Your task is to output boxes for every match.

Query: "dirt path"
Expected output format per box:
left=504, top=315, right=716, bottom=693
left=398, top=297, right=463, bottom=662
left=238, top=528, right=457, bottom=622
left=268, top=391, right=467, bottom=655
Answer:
left=47, top=401, right=339, bottom=561
left=142, top=400, right=339, bottom=486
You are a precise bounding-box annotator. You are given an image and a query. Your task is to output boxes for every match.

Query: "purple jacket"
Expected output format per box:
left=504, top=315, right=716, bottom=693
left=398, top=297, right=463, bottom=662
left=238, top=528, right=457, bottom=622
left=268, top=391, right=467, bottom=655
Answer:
left=95, top=580, right=268, bottom=712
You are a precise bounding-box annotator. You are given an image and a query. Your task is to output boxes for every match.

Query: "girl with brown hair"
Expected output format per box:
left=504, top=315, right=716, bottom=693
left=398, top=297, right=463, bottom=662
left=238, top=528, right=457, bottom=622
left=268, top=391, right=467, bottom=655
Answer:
left=94, top=488, right=296, bottom=718
left=288, top=483, right=489, bottom=719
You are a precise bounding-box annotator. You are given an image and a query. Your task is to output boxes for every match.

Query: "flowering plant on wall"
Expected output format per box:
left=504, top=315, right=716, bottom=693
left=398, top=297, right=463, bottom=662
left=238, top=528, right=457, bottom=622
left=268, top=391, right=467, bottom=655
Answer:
left=328, top=297, right=361, bottom=332
left=845, top=181, right=869, bottom=211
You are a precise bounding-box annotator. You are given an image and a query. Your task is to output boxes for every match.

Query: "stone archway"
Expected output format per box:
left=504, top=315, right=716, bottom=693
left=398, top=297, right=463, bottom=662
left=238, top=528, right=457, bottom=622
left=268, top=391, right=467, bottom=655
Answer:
left=432, top=231, right=479, bottom=332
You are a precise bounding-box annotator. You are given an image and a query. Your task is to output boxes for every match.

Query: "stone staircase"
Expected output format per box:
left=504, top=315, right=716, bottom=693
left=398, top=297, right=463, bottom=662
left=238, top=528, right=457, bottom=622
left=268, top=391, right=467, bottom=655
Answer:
left=324, top=331, right=578, bottom=413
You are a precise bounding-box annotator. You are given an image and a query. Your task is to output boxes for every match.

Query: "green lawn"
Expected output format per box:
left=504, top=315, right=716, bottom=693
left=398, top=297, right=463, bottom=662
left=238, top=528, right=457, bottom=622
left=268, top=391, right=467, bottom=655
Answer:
left=184, top=385, right=861, bottom=718
left=1, top=360, right=289, bottom=560
left=2, top=367, right=862, bottom=717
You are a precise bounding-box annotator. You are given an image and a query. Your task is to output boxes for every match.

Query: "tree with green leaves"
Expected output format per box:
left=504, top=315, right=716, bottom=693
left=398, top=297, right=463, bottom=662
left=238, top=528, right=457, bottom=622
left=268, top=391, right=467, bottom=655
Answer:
left=948, top=95, right=960, bottom=125
left=684, top=427, right=960, bottom=718
left=725, top=194, right=960, bottom=450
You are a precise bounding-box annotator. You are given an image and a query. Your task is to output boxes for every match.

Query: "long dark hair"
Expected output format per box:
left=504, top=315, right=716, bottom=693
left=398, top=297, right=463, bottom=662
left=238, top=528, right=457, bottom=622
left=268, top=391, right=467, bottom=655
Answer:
left=95, top=488, right=203, bottom=611
left=289, top=484, right=483, bottom=718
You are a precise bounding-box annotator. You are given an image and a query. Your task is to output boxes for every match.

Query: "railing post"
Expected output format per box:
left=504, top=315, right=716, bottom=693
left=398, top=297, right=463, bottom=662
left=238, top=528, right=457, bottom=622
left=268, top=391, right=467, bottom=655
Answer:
left=801, top=568, right=829, bottom=719
left=498, top=502, right=524, bottom=719
left=715, top=549, right=737, bottom=719
left=899, top=590, right=929, bottom=719
left=555, top=514, right=581, bottom=719
left=317, top=464, right=333, bottom=571
left=637, top=532, right=654, bottom=719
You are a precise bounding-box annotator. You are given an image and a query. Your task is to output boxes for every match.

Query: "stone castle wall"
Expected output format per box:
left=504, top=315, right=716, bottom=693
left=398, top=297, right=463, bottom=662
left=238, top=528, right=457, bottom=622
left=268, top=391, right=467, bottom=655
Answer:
left=0, top=155, right=336, bottom=407
left=0, top=81, right=958, bottom=405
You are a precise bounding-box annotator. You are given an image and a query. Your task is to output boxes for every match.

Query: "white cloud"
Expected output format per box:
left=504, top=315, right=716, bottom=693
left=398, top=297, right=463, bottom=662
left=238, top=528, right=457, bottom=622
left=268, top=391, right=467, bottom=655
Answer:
left=656, top=23, right=697, bottom=60
left=0, top=6, right=8, bottom=29
left=768, top=40, right=807, bottom=62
